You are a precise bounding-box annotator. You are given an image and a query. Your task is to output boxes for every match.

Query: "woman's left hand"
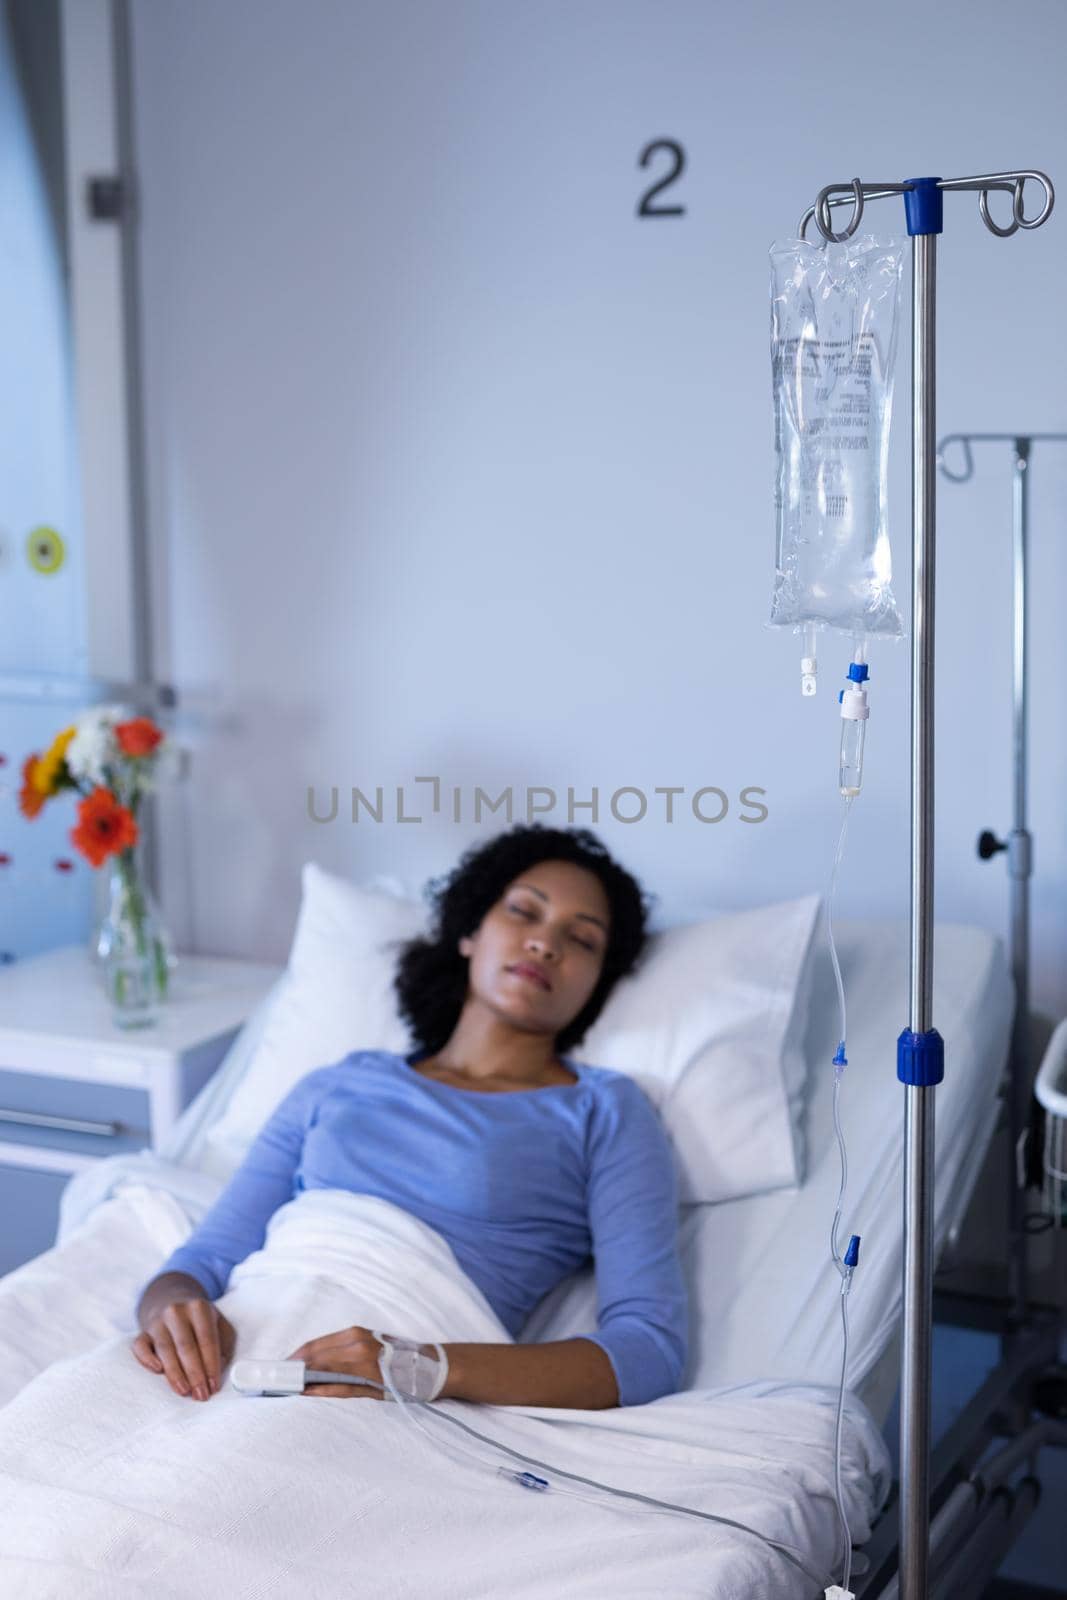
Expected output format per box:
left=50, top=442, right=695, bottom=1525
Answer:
left=285, top=1325, right=391, bottom=1399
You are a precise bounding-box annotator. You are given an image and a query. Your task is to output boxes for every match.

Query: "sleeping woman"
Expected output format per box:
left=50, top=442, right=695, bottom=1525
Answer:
left=130, top=823, right=688, bottom=1411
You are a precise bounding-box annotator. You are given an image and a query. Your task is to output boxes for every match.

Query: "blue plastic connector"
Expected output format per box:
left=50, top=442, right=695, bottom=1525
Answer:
left=844, top=1235, right=861, bottom=1268
left=903, top=176, right=944, bottom=236
left=513, top=1471, right=549, bottom=1491
left=847, top=663, right=869, bottom=683
left=897, top=1027, right=945, bottom=1086
left=833, top=1042, right=848, bottom=1067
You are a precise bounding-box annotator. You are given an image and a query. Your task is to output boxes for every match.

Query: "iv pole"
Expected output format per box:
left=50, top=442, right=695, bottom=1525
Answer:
left=796, top=172, right=1055, bottom=1600
left=937, top=431, right=1067, bottom=1326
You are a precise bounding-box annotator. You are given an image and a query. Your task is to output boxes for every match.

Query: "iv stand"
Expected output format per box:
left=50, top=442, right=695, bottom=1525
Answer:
left=797, top=172, right=1055, bottom=1600
left=937, top=431, right=1067, bottom=1327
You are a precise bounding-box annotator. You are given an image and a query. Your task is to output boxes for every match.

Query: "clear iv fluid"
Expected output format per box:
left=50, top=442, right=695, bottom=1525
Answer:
left=839, top=717, right=865, bottom=796
left=837, top=666, right=869, bottom=796
left=768, top=235, right=907, bottom=642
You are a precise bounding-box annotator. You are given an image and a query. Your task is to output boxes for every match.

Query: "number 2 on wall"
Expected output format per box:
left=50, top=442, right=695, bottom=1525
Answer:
left=637, top=140, right=686, bottom=217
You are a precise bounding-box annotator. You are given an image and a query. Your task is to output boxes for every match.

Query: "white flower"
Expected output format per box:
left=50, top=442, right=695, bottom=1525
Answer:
left=65, top=706, right=129, bottom=787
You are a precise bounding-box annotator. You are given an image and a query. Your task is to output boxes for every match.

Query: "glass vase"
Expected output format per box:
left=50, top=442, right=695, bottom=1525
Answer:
left=92, top=846, right=177, bottom=1028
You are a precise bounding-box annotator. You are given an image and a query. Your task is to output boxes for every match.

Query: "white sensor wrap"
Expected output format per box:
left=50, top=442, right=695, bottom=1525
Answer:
left=374, top=1331, right=448, bottom=1401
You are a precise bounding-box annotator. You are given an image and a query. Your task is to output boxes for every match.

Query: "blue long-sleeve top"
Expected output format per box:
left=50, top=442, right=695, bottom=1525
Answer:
left=147, top=1049, right=688, bottom=1407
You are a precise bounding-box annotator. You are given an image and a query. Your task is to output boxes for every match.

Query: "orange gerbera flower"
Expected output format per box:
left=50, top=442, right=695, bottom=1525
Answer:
left=18, top=755, right=47, bottom=819
left=70, top=787, right=139, bottom=868
left=115, top=717, right=164, bottom=758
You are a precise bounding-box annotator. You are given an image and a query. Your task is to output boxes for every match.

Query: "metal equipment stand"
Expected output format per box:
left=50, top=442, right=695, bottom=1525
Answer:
left=796, top=172, right=1056, bottom=1600
left=938, top=431, right=1067, bottom=1326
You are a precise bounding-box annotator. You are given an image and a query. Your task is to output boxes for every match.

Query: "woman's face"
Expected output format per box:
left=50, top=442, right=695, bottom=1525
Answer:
left=459, top=859, right=612, bottom=1041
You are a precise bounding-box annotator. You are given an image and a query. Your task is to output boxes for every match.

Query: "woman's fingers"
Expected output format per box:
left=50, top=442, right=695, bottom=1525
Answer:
left=166, top=1320, right=210, bottom=1398
left=159, top=1303, right=221, bottom=1399
left=187, top=1300, right=223, bottom=1394
left=135, top=1301, right=236, bottom=1399
left=130, top=1332, right=164, bottom=1373
left=303, top=1381, right=383, bottom=1399
left=286, top=1326, right=378, bottom=1363
left=286, top=1326, right=388, bottom=1399
left=217, top=1313, right=237, bottom=1365
left=151, top=1322, right=193, bottom=1398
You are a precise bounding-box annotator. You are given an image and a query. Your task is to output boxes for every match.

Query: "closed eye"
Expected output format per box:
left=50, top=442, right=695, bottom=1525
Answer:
left=508, top=903, right=598, bottom=952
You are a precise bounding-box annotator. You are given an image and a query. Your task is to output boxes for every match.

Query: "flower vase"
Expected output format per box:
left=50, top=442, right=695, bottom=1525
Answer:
left=92, top=846, right=176, bottom=1027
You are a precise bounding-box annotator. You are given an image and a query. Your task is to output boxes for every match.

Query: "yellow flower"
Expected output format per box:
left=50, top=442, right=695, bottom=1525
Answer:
left=33, top=726, right=77, bottom=795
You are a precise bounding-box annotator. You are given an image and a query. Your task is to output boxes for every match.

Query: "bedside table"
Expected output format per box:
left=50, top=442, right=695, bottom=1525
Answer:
left=0, top=946, right=283, bottom=1276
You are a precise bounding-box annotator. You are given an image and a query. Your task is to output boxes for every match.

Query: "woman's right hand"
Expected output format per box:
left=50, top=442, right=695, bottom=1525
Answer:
left=131, top=1293, right=237, bottom=1401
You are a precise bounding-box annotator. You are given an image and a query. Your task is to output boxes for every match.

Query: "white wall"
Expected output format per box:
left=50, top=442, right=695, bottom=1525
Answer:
left=131, top=0, right=1067, bottom=1026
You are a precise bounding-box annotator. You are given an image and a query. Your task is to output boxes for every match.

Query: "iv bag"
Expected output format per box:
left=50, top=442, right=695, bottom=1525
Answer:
left=769, top=234, right=906, bottom=640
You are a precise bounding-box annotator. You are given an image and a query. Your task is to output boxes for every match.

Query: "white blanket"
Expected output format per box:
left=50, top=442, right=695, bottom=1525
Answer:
left=0, top=1188, right=890, bottom=1599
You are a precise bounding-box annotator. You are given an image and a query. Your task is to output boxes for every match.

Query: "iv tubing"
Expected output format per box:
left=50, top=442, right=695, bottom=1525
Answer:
left=827, top=791, right=858, bottom=1593
left=373, top=1340, right=828, bottom=1588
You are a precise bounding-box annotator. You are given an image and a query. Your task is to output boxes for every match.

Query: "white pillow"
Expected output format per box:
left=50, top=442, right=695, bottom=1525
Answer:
left=201, top=867, right=426, bottom=1171
left=203, top=862, right=820, bottom=1205
left=570, top=892, right=821, bottom=1202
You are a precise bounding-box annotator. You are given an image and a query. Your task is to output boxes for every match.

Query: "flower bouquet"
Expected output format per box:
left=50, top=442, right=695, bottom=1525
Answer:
left=18, top=706, right=186, bottom=1025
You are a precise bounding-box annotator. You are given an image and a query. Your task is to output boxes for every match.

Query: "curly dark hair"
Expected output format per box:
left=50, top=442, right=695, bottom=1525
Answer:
left=393, top=824, right=656, bottom=1056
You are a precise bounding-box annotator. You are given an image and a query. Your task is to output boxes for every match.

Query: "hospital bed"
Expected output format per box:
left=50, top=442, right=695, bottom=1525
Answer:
left=0, top=908, right=1040, bottom=1598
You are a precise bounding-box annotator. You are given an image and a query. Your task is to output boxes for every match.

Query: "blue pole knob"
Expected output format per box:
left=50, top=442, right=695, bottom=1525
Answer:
left=903, top=176, right=944, bottom=236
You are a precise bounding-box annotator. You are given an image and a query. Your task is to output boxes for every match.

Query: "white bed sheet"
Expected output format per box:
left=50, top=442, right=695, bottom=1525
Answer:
left=0, top=1188, right=891, bottom=1600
